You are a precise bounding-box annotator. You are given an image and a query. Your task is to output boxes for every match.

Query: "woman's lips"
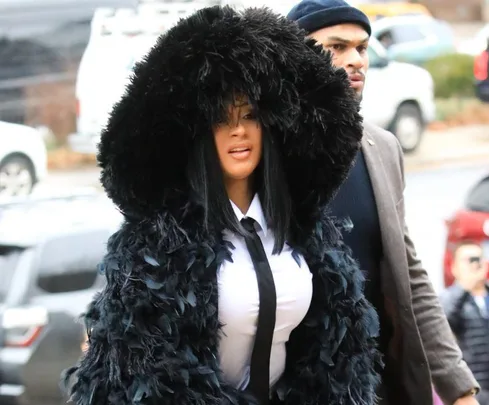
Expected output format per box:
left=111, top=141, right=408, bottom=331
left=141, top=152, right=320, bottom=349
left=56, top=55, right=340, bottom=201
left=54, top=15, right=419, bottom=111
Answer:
left=229, top=147, right=251, bottom=160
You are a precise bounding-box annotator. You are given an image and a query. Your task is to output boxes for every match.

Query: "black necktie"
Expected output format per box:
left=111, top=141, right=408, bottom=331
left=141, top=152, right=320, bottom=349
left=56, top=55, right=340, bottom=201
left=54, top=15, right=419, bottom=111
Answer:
left=240, top=217, right=277, bottom=405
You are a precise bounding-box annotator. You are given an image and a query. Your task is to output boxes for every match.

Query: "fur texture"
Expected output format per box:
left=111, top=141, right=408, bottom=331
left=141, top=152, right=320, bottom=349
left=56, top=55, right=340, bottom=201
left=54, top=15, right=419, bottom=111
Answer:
left=64, top=6, right=381, bottom=405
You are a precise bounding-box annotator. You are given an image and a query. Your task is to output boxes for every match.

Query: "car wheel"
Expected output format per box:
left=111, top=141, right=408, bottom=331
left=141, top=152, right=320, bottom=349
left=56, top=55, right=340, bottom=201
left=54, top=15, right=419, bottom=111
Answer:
left=390, top=103, right=424, bottom=153
left=0, top=155, right=35, bottom=198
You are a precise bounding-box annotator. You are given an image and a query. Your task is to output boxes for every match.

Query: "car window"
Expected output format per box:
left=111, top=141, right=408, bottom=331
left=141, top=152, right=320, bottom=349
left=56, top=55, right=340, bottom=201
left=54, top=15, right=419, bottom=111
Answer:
left=391, top=24, right=426, bottom=43
left=430, top=21, right=453, bottom=39
left=36, top=230, right=110, bottom=294
left=466, top=176, right=489, bottom=213
left=0, top=246, right=23, bottom=303
left=377, top=30, right=394, bottom=49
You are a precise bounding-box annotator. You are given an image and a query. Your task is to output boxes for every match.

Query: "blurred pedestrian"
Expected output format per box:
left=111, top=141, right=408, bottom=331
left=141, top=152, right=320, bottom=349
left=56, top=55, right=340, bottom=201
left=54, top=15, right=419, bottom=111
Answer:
left=63, top=5, right=381, bottom=405
left=287, top=1, right=480, bottom=404
left=441, top=241, right=489, bottom=404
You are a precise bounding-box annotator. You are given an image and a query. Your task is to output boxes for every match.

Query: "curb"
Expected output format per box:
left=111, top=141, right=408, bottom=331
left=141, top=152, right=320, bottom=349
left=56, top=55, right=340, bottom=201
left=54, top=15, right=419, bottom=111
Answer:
left=404, top=149, right=489, bottom=173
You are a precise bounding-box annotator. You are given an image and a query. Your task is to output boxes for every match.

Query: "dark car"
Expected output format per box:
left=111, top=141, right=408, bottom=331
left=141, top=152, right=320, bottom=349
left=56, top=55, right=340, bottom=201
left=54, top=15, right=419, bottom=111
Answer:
left=443, top=174, right=489, bottom=286
left=0, top=192, right=121, bottom=405
left=0, top=0, right=136, bottom=133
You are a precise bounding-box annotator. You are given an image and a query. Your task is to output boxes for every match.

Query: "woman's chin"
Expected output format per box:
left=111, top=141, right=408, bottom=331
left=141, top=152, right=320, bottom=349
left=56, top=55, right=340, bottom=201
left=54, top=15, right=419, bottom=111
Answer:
left=224, top=165, right=258, bottom=183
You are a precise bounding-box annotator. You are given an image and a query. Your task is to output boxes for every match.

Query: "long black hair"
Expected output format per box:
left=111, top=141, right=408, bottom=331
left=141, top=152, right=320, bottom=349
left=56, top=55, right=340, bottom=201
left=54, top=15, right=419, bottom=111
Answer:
left=187, top=122, right=292, bottom=254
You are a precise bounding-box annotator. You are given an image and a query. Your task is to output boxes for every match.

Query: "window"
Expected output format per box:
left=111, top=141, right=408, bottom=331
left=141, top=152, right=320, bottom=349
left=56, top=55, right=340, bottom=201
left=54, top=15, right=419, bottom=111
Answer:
left=36, top=230, right=111, bottom=294
left=377, top=30, right=394, bottom=49
left=391, top=25, right=426, bottom=44
left=465, top=176, right=489, bottom=213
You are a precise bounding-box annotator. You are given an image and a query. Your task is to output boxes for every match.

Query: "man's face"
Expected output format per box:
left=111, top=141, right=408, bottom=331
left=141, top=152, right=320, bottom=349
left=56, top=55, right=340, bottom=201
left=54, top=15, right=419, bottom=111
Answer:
left=452, top=244, right=486, bottom=282
left=308, top=23, right=369, bottom=100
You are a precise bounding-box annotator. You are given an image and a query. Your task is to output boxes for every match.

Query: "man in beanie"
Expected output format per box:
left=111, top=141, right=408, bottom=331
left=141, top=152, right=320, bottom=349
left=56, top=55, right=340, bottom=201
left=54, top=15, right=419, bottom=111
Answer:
left=287, top=1, right=480, bottom=405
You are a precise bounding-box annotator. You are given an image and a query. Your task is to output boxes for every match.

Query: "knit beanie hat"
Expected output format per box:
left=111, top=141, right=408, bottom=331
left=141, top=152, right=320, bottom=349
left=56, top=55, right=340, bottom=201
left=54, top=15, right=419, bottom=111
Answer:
left=287, top=0, right=371, bottom=36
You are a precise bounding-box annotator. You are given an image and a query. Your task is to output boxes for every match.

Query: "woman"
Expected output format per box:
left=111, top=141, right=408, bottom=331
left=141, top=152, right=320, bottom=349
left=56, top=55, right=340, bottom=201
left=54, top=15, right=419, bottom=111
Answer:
left=64, top=6, right=381, bottom=405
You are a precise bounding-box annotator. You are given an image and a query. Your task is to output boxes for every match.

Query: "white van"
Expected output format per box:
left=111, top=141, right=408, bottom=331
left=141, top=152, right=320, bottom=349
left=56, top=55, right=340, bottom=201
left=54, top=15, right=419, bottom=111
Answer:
left=68, top=2, right=206, bottom=154
left=68, top=3, right=435, bottom=154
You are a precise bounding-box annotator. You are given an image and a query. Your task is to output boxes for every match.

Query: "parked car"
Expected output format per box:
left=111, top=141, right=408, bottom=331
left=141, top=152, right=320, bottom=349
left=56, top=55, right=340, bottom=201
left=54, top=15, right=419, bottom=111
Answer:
left=0, top=121, right=48, bottom=199
left=0, top=0, right=137, bottom=131
left=371, top=15, right=456, bottom=66
left=0, top=192, right=122, bottom=405
left=361, top=37, right=436, bottom=152
left=356, top=1, right=432, bottom=21
left=68, top=8, right=435, bottom=154
left=443, top=174, right=489, bottom=287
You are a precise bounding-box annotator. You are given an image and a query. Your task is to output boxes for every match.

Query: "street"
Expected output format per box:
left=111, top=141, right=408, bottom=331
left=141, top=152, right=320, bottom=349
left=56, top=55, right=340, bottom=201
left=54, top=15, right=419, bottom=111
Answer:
left=35, top=162, right=488, bottom=293
left=404, top=163, right=487, bottom=292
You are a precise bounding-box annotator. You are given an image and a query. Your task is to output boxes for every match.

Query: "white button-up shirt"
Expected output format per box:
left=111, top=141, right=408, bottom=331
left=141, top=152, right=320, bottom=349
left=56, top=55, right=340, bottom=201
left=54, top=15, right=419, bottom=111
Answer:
left=218, top=194, right=313, bottom=390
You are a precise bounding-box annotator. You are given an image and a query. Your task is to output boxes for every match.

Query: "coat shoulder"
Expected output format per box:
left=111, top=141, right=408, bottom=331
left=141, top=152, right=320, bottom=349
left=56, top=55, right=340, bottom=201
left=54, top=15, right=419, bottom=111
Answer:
left=363, top=121, right=401, bottom=157
left=362, top=121, right=404, bottom=196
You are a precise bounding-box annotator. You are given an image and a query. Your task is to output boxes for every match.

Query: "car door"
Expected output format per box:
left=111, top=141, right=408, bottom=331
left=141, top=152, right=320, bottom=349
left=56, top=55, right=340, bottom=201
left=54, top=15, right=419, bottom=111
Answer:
left=16, top=229, right=110, bottom=405
left=361, top=39, right=399, bottom=128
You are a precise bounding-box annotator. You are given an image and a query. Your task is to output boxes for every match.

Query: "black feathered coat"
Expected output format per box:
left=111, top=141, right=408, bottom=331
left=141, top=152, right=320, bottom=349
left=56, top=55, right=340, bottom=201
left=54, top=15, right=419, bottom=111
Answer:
left=64, top=6, right=381, bottom=405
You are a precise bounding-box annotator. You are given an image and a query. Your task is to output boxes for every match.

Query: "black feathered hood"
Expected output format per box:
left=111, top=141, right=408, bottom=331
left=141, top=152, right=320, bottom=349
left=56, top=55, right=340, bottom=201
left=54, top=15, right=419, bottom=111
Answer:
left=98, top=6, right=362, bottom=228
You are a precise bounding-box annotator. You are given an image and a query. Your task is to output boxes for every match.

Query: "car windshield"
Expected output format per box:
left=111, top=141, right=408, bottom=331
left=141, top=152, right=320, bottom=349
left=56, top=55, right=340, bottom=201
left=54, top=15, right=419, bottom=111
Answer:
left=465, top=176, right=489, bottom=213
left=0, top=246, right=22, bottom=303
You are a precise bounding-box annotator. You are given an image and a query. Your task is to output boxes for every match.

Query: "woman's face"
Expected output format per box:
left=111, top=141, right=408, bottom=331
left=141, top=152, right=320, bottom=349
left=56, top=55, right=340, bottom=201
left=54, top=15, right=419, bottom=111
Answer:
left=213, top=100, right=262, bottom=185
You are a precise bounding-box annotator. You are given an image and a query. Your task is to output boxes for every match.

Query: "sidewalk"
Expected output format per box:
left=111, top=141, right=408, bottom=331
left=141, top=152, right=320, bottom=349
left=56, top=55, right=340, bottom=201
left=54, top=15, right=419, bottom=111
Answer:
left=404, top=125, right=489, bottom=173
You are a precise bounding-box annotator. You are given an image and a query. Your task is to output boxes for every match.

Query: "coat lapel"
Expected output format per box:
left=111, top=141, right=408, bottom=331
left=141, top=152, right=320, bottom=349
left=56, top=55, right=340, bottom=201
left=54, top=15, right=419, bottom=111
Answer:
left=361, top=130, right=419, bottom=368
left=361, top=133, right=410, bottom=311
left=361, top=134, right=403, bottom=278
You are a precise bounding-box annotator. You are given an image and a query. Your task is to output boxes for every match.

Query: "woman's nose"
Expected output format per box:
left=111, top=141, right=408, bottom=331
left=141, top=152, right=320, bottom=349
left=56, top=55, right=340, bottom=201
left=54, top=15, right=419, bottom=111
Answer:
left=230, top=123, right=246, bottom=137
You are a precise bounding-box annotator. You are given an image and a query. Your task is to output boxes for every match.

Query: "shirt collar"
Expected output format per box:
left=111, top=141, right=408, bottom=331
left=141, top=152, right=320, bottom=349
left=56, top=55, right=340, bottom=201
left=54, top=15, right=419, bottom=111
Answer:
left=229, top=194, right=268, bottom=237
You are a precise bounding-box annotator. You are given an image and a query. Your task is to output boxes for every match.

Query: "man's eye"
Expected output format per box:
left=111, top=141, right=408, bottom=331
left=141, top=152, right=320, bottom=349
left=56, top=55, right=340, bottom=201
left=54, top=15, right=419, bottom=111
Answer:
left=331, top=44, right=345, bottom=51
left=358, top=45, right=368, bottom=53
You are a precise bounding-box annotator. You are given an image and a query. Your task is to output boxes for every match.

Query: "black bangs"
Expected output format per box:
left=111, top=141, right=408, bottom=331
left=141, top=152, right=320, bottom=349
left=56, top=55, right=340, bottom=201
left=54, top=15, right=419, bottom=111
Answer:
left=98, top=5, right=362, bottom=237
left=206, top=90, right=260, bottom=127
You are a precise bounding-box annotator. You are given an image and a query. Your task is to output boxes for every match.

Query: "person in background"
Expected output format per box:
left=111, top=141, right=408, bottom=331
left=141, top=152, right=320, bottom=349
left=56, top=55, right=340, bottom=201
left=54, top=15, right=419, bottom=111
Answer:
left=287, top=1, right=480, bottom=404
left=441, top=241, right=489, bottom=405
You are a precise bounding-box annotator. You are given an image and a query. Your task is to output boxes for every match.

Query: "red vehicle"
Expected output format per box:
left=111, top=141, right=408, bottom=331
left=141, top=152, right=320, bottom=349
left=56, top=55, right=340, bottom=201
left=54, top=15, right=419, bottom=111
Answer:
left=444, top=174, right=489, bottom=286
left=475, top=41, right=489, bottom=102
